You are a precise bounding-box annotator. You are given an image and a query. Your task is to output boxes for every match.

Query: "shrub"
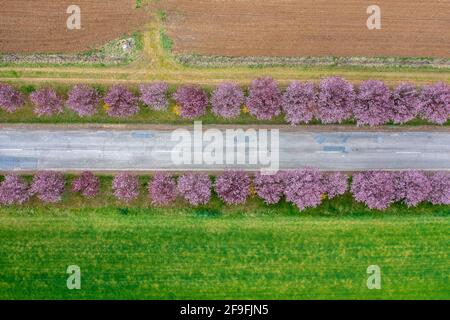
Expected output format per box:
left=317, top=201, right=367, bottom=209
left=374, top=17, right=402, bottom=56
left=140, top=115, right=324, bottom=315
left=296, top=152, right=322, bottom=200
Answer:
left=354, top=80, right=393, bottom=126
left=317, top=76, right=355, bottom=124
left=0, top=174, right=30, bottom=205
left=104, top=85, right=139, bottom=118
left=66, top=85, right=101, bottom=117
left=149, top=173, right=178, bottom=206
left=112, top=173, right=139, bottom=202
left=254, top=172, right=285, bottom=204
left=323, top=173, right=348, bottom=199
left=215, top=171, right=251, bottom=205
left=177, top=173, right=212, bottom=206
left=0, top=83, right=25, bottom=113
left=428, top=172, right=450, bottom=205
left=173, top=85, right=208, bottom=119
left=71, top=171, right=100, bottom=198
left=139, top=82, right=169, bottom=111
left=30, top=88, right=63, bottom=117
left=419, top=82, right=450, bottom=125
left=351, top=171, right=396, bottom=210
left=246, top=77, right=282, bottom=120
left=395, top=171, right=432, bottom=207
left=211, top=82, right=244, bottom=119
left=281, top=81, right=316, bottom=125
left=30, top=171, right=65, bottom=203
left=284, top=168, right=326, bottom=211
left=391, top=83, right=421, bottom=124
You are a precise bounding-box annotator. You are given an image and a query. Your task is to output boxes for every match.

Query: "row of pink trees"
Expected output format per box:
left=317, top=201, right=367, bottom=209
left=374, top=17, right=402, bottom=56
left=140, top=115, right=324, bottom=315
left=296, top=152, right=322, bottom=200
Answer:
left=1, top=170, right=448, bottom=210
left=1, top=79, right=448, bottom=125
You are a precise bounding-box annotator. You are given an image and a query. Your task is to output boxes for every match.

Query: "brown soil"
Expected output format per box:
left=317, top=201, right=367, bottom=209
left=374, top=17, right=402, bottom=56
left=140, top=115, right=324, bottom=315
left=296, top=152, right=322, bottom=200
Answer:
left=163, top=0, right=450, bottom=58
left=0, top=0, right=151, bottom=53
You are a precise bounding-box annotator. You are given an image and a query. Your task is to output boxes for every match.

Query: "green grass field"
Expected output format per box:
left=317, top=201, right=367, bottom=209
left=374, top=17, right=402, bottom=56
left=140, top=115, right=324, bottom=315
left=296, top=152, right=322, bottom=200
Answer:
left=0, top=209, right=448, bottom=300
left=0, top=176, right=449, bottom=300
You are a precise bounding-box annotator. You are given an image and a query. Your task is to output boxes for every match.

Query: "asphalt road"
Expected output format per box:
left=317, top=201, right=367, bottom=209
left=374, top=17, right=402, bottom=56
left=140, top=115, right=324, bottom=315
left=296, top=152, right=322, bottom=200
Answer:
left=0, top=129, right=449, bottom=172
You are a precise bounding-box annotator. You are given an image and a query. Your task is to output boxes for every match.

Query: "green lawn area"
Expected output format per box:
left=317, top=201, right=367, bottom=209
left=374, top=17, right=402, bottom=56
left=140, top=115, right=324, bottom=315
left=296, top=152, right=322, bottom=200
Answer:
left=0, top=184, right=449, bottom=299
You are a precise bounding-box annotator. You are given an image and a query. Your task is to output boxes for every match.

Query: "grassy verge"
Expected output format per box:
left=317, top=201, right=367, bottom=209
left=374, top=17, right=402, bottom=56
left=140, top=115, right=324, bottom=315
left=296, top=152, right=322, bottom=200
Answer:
left=2, top=175, right=449, bottom=216
left=0, top=83, right=447, bottom=126
left=0, top=208, right=448, bottom=299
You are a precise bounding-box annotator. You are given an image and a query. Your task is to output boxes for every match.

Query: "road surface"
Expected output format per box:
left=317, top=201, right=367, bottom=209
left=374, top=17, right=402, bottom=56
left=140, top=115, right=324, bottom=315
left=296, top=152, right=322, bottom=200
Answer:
left=0, top=128, right=449, bottom=172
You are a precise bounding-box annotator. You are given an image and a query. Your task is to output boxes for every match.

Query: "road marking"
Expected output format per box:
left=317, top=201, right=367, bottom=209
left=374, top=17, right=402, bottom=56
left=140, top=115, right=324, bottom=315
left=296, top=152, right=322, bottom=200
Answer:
left=396, top=152, right=422, bottom=154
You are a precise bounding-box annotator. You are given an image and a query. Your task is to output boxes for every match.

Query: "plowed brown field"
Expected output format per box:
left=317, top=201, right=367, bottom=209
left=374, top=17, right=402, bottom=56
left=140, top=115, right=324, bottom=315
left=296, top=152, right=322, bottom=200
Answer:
left=163, top=0, right=450, bottom=58
left=0, top=0, right=150, bottom=53
left=1, top=0, right=449, bottom=58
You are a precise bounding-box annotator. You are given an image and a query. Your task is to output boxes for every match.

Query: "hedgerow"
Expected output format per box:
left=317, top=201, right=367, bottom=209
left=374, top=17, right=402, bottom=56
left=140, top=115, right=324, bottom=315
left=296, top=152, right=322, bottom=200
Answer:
left=177, top=173, right=212, bottom=206
left=104, top=85, right=139, bottom=118
left=1, top=79, right=448, bottom=125
left=281, top=81, right=316, bottom=125
left=246, top=77, right=282, bottom=120
left=30, top=171, right=65, bottom=203
left=0, top=174, right=30, bottom=205
left=173, top=85, right=209, bottom=119
left=66, top=85, right=101, bottom=117
left=211, top=82, right=244, bottom=119
left=149, top=173, right=178, bottom=206
left=139, top=82, right=169, bottom=111
left=71, top=171, right=100, bottom=198
left=0, top=83, right=25, bottom=113
left=30, top=88, right=64, bottom=117
left=215, top=171, right=251, bottom=205
left=112, top=173, right=140, bottom=202
left=317, top=76, right=355, bottom=124
left=0, top=170, right=448, bottom=211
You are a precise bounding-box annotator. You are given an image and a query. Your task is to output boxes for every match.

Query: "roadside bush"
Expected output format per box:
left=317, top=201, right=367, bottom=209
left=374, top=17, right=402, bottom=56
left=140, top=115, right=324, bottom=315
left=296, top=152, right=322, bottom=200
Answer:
left=281, top=81, right=316, bottom=125
left=149, top=173, right=178, bottom=206
left=211, top=82, right=244, bottom=119
left=215, top=171, right=251, bottom=205
left=177, top=173, right=212, bottom=206
left=323, top=173, right=348, bottom=199
left=173, top=85, right=208, bottom=119
left=428, top=172, right=450, bottom=205
left=0, top=174, right=30, bottom=205
left=139, top=82, right=169, bottom=111
left=419, top=82, right=450, bottom=125
left=66, top=85, right=101, bottom=117
left=254, top=172, right=285, bottom=204
left=30, top=88, right=64, bottom=117
left=351, top=171, right=396, bottom=210
left=71, top=171, right=100, bottom=198
left=394, top=171, right=432, bottom=207
left=0, top=83, right=25, bottom=113
left=30, top=171, right=65, bottom=203
left=104, top=85, right=139, bottom=118
left=317, top=76, right=355, bottom=124
left=354, top=80, right=393, bottom=126
left=246, top=77, right=282, bottom=120
left=112, top=173, right=139, bottom=202
left=391, top=83, right=420, bottom=124
left=284, top=168, right=326, bottom=211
